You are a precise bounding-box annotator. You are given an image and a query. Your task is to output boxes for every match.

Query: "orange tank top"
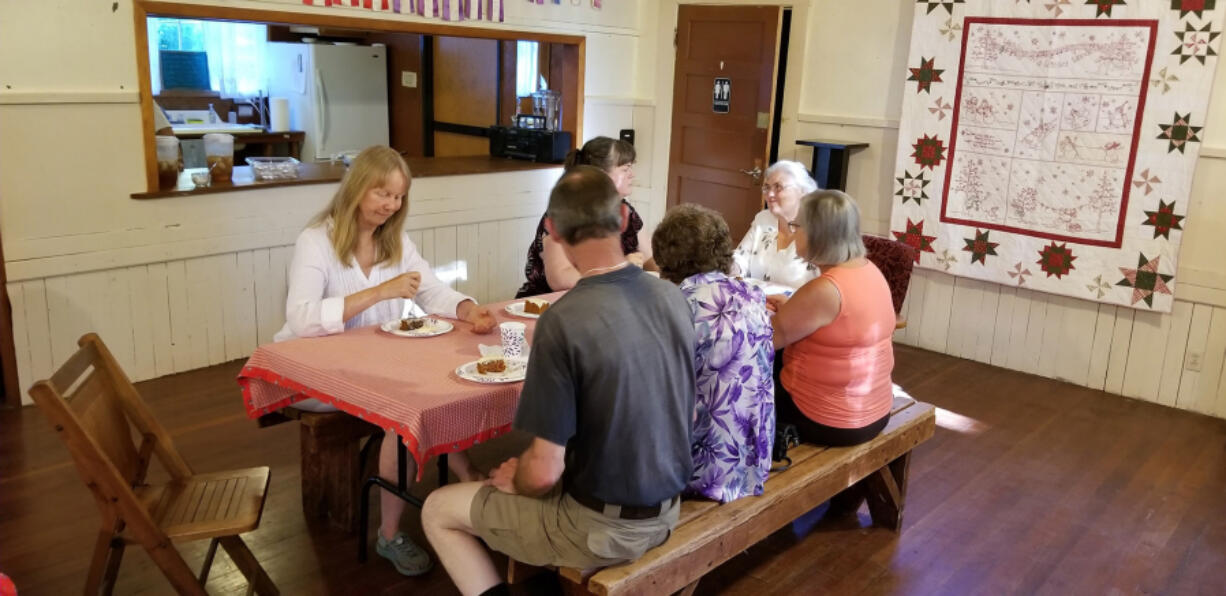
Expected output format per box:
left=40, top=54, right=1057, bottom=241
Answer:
left=781, top=261, right=895, bottom=429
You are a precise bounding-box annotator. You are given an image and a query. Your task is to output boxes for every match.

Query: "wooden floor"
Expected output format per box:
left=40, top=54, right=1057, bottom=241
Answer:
left=2, top=344, right=1225, bottom=595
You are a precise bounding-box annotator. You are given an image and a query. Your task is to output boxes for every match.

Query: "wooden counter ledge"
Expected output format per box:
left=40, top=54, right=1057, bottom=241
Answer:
left=131, top=156, right=562, bottom=200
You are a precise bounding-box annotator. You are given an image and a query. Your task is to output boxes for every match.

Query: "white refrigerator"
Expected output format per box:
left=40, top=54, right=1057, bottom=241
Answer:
left=266, top=42, right=389, bottom=162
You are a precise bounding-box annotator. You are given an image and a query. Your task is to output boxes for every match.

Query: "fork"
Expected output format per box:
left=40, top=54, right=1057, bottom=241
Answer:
left=401, top=298, right=426, bottom=319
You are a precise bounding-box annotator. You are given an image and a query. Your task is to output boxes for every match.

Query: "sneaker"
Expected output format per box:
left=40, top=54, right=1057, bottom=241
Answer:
left=376, top=531, right=434, bottom=576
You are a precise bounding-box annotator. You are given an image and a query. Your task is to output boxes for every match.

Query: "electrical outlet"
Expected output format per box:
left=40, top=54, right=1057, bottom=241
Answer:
left=401, top=71, right=417, bottom=88
left=1186, top=350, right=1204, bottom=372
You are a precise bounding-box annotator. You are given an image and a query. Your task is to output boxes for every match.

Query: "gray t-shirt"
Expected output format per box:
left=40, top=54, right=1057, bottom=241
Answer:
left=514, top=266, right=696, bottom=506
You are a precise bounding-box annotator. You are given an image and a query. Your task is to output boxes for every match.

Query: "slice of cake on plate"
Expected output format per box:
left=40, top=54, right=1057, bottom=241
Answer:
left=476, top=356, right=506, bottom=374
left=523, top=298, right=550, bottom=315
left=399, top=317, right=427, bottom=331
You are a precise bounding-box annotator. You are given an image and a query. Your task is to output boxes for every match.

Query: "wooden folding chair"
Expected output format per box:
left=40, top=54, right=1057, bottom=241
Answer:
left=27, top=333, right=278, bottom=595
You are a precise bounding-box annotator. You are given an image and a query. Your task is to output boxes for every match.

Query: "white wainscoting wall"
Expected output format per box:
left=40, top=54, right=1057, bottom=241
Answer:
left=6, top=217, right=544, bottom=406
left=893, top=270, right=1226, bottom=420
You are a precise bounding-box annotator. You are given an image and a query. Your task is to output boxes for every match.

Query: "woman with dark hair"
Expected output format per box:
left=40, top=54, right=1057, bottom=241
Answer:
left=515, top=136, right=652, bottom=298
left=653, top=204, right=775, bottom=503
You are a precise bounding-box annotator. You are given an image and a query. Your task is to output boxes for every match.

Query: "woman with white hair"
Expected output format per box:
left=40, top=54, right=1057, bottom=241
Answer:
left=768, top=190, right=895, bottom=447
left=731, top=160, right=820, bottom=288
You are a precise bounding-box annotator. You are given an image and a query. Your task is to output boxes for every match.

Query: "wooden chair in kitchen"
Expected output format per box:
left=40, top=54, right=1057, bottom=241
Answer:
left=27, top=333, right=278, bottom=595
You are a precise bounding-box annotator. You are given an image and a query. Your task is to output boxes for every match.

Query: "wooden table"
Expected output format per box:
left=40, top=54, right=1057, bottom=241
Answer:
left=237, top=294, right=558, bottom=558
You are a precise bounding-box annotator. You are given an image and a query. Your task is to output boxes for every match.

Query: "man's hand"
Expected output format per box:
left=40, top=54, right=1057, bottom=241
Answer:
left=464, top=305, right=497, bottom=334
left=486, top=457, right=519, bottom=494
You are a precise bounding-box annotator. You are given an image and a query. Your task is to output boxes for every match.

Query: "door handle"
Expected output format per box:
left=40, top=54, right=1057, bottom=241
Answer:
left=740, top=166, right=763, bottom=182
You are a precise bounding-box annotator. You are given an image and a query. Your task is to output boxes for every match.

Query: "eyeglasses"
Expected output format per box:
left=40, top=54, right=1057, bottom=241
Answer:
left=761, top=183, right=793, bottom=195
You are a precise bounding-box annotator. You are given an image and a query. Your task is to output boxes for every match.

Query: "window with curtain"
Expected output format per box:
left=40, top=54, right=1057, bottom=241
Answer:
left=516, top=40, right=539, bottom=97
left=147, top=17, right=267, bottom=97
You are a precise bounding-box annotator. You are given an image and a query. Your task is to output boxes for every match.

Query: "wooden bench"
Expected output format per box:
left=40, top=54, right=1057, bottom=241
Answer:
left=258, top=409, right=380, bottom=532
left=510, top=396, right=935, bottom=595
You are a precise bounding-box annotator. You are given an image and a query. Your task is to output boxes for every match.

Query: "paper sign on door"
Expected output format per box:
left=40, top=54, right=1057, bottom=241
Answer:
left=713, top=77, right=730, bottom=113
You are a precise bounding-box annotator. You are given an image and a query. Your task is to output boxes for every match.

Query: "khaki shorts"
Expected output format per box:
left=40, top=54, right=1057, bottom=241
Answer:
left=470, top=485, right=679, bottom=570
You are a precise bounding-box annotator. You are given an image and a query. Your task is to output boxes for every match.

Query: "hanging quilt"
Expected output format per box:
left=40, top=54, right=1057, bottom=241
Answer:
left=890, top=0, right=1224, bottom=312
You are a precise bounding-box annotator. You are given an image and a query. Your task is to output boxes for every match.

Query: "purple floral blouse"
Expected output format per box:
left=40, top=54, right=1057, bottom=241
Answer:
left=680, top=271, right=775, bottom=503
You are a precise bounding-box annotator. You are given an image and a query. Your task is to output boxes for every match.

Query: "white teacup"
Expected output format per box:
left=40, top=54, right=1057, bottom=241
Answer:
left=499, top=322, right=527, bottom=357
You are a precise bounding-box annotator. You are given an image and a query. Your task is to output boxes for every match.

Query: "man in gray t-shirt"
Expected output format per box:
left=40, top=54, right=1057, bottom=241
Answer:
left=516, top=263, right=695, bottom=506
left=423, top=166, right=696, bottom=596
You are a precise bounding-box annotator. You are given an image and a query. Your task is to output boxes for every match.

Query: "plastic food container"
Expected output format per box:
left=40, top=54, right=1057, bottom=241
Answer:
left=203, top=133, right=235, bottom=182
left=155, top=136, right=181, bottom=189
left=246, top=156, right=301, bottom=181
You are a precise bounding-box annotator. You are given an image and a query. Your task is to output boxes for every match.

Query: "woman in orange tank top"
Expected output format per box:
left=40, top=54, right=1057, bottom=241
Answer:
left=768, top=190, right=895, bottom=446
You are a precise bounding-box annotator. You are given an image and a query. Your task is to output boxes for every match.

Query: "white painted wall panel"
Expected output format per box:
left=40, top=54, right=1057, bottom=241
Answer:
left=21, top=282, right=54, bottom=389
left=5, top=213, right=542, bottom=393
left=8, top=284, right=32, bottom=406
left=1157, top=300, right=1194, bottom=407
left=1176, top=305, right=1213, bottom=412
left=892, top=268, right=1226, bottom=420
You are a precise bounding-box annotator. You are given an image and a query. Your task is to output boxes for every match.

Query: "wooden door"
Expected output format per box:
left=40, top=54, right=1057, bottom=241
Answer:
left=667, top=5, right=781, bottom=239
left=432, top=36, right=499, bottom=156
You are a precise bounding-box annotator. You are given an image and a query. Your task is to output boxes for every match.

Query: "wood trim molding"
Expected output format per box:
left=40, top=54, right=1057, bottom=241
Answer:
left=0, top=91, right=140, bottom=105
left=132, top=0, right=586, bottom=191
left=575, top=39, right=586, bottom=148
left=137, top=1, right=586, bottom=44
left=793, top=114, right=1226, bottom=159
left=1175, top=283, right=1226, bottom=309
left=584, top=95, right=655, bottom=107
left=133, top=5, right=158, bottom=192
left=796, top=112, right=901, bottom=130
left=1199, top=145, right=1226, bottom=160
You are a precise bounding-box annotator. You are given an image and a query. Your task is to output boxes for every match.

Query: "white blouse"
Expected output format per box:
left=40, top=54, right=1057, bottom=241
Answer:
left=273, top=223, right=474, bottom=343
left=731, top=210, right=819, bottom=288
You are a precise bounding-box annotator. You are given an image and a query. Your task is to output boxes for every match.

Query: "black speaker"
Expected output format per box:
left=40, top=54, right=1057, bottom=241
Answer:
left=489, top=126, right=573, bottom=163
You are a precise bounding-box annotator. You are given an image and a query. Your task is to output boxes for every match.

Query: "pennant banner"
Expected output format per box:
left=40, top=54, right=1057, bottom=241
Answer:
left=297, top=0, right=504, bottom=22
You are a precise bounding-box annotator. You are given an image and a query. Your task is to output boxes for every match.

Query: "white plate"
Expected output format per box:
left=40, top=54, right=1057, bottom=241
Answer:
left=504, top=301, right=547, bottom=319
left=380, top=318, right=454, bottom=338
left=455, top=357, right=528, bottom=384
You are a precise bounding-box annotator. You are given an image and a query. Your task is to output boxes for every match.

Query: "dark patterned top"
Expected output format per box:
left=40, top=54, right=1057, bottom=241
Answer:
left=515, top=199, right=644, bottom=298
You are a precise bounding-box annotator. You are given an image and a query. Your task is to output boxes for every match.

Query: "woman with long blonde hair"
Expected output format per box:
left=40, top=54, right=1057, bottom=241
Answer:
left=275, top=146, right=495, bottom=576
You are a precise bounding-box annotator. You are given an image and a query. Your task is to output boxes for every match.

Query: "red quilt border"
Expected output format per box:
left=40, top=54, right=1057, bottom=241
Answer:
left=940, top=16, right=1158, bottom=248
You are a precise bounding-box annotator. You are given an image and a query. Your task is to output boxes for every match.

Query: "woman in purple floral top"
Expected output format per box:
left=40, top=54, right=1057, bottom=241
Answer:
left=653, top=204, right=775, bottom=503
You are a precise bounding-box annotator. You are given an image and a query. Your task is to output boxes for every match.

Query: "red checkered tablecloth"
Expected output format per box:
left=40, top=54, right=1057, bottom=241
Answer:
left=237, top=294, right=560, bottom=478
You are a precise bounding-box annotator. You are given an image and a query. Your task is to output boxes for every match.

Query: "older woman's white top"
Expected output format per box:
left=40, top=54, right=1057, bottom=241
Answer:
left=273, top=223, right=473, bottom=343
left=731, top=210, right=819, bottom=289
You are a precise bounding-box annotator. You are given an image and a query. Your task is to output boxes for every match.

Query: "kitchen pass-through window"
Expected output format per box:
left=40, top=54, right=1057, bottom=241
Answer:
left=148, top=17, right=268, bottom=98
